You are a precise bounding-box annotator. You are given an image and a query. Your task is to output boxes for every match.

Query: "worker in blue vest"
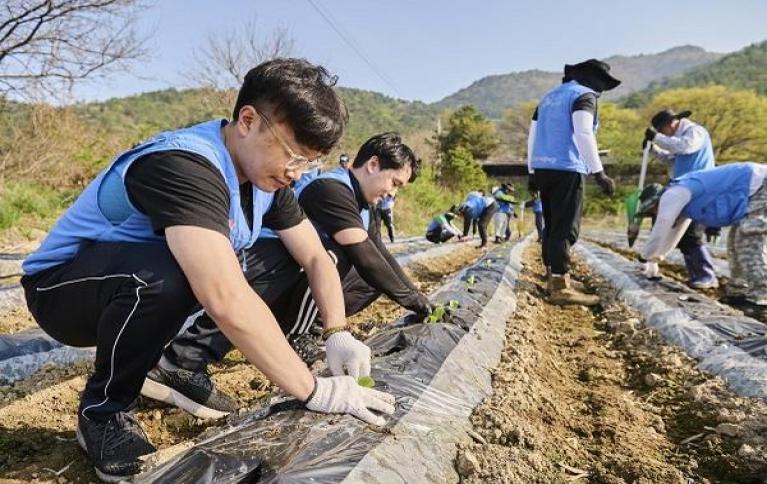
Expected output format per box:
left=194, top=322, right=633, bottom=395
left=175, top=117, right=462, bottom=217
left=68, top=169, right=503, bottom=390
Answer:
left=148, top=133, right=431, bottom=420
left=458, top=191, right=497, bottom=248
left=637, top=162, right=767, bottom=306
left=528, top=59, right=619, bottom=306
left=339, top=152, right=350, bottom=169
left=19, top=59, right=393, bottom=481
left=492, top=183, right=515, bottom=243
left=643, top=109, right=718, bottom=288
left=377, top=194, right=396, bottom=243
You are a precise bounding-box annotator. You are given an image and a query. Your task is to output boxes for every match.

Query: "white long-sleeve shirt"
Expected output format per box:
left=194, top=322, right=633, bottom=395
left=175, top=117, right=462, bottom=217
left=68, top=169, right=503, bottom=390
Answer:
left=527, top=112, right=604, bottom=174
left=651, top=118, right=708, bottom=165
left=641, top=163, right=767, bottom=260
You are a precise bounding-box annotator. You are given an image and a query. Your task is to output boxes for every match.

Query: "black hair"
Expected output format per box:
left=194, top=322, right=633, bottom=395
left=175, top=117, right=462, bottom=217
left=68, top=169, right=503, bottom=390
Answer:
left=233, top=58, right=348, bottom=153
left=352, top=132, right=421, bottom=182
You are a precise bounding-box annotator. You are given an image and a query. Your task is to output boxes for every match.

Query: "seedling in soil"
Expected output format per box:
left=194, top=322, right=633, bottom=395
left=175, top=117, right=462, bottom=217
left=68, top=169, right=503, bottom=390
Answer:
left=447, top=299, right=460, bottom=311
left=357, top=376, right=376, bottom=388
left=467, top=275, right=476, bottom=288
left=428, top=305, right=446, bottom=323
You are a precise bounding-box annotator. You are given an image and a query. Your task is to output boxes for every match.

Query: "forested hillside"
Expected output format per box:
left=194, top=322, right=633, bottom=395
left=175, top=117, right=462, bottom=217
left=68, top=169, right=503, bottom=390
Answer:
left=436, top=46, right=722, bottom=118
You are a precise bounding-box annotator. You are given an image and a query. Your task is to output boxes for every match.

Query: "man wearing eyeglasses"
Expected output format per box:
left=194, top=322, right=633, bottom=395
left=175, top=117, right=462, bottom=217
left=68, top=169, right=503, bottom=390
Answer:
left=149, top=132, right=431, bottom=421
left=20, top=59, right=394, bottom=481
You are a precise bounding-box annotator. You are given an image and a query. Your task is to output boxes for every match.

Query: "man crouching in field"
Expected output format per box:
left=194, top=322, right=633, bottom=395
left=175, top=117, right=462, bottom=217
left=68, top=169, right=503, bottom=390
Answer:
left=21, top=58, right=393, bottom=481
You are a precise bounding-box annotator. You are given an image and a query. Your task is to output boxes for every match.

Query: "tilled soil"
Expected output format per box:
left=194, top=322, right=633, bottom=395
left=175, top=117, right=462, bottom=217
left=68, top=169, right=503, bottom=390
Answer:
left=457, top=246, right=767, bottom=484
left=0, top=243, right=480, bottom=483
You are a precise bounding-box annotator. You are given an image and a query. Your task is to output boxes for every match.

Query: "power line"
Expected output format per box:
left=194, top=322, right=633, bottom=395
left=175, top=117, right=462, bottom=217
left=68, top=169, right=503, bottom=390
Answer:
left=305, top=0, right=402, bottom=97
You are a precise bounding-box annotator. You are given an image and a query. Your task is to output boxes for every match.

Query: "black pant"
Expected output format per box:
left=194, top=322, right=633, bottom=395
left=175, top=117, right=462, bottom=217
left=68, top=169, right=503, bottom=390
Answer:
left=378, top=208, right=394, bottom=243
left=22, top=242, right=198, bottom=421
left=677, top=222, right=704, bottom=254
left=426, top=228, right=455, bottom=244
left=535, top=169, right=584, bottom=274
left=165, top=238, right=352, bottom=372
left=534, top=212, right=545, bottom=240
left=341, top=267, right=381, bottom=317
left=463, top=202, right=498, bottom=247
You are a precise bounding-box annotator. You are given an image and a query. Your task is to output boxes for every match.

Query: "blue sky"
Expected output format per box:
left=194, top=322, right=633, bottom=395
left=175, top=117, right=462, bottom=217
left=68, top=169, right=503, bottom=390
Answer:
left=72, top=0, right=767, bottom=104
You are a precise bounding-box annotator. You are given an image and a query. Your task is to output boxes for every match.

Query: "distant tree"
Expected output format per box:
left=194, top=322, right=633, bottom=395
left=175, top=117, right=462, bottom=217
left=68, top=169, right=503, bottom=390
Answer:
left=186, top=16, right=294, bottom=89
left=436, top=105, right=499, bottom=160
left=644, top=85, right=767, bottom=161
left=0, top=0, right=148, bottom=100
left=438, top=145, right=488, bottom=192
left=498, top=100, right=537, bottom=159
left=595, top=102, right=645, bottom=163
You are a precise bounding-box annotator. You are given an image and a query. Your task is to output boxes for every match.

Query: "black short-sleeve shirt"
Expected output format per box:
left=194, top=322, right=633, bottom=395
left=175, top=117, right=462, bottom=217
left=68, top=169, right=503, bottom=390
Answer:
left=532, top=92, right=597, bottom=121
left=296, top=171, right=371, bottom=237
left=124, top=150, right=304, bottom=236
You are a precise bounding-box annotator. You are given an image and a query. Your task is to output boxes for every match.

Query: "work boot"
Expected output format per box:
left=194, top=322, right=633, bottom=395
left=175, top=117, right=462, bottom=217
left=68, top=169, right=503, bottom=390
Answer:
left=141, top=364, right=238, bottom=420
left=76, top=411, right=156, bottom=482
left=549, top=273, right=599, bottom=306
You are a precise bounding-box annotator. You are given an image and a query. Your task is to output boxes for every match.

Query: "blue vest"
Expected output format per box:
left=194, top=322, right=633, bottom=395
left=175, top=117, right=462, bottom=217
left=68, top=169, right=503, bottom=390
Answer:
left=259, top=167, right=370, bottom=239
left=672, top=125, right=715, bottom=177
left=23, top=120, right=274, bottom=274
left=672, top=162, right=754, bottom=228
left=492, top=188, right=513, bottom=215
left=531, top=81, right=598, bottom=174
left=462, top=194, right=487, bottom=220
left=532, top=199, right=543, bottom=214
left=427, top=214, right=448, bottom=233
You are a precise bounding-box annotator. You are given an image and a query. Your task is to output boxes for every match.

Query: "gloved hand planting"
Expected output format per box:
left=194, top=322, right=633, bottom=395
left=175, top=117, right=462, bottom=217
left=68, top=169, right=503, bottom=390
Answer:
left=325, top=331, right=371, bottom=380
left=593, top=171, right=615, bottom=196
left=305, top=376, right=396, bottom=426
left=410, top=294, right=434, bottom=322
left=643, top=261, right=660, bottom=280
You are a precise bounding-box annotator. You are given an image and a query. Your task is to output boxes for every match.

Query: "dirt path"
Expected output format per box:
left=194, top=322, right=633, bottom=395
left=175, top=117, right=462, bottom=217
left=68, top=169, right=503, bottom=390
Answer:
left=0, top=244, right=481, bottom=483
left=456, top=246, right=767, bottom=483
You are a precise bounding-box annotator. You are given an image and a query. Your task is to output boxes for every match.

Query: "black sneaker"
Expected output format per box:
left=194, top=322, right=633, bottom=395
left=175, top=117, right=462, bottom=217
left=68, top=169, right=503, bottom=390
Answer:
left=141, top=365, right=237, bottom=419
left=76, top=412, right=156, bottom=482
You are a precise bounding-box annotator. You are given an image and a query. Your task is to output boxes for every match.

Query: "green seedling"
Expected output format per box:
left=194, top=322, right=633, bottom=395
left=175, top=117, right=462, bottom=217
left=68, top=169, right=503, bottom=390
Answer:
left=447, top=299, right=460, bottom=311
left=467, top=274, right=476, bottom=288
left=484, top=259, right=493, bottom=267
left=428, top=304, right=446, bottom=323
left=357, top=376, right=376, bottom=388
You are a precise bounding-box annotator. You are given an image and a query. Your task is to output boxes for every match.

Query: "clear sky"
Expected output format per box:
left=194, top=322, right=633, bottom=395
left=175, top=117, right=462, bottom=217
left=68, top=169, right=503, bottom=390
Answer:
left=72, top=0, right=767, bottom=104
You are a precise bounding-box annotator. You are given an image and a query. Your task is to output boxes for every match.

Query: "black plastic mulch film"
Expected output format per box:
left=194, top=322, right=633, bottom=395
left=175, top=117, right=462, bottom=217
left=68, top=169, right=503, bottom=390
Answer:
left=140, top=245, right=515, bottom=483
left=0, top=240, right=449, bottom=384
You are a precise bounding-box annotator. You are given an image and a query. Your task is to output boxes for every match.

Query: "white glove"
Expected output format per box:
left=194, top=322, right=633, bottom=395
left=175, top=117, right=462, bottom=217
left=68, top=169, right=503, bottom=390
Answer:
left=306, top=375, right=396, bottom=426
left=325, top=331, right=371, bottom=380
left=643, top=261, right=660, bottom=279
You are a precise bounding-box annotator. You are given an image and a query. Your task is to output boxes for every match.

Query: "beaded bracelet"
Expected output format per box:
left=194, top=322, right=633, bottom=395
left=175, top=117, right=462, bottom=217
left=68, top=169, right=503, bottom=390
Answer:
left=321, top=325, right=349, bottom=340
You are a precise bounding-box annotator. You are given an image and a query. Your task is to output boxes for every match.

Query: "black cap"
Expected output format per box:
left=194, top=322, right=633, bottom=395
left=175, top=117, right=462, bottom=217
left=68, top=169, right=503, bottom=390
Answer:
left=563, top=59, right=621, bottom=93
left=651, top=109, right=692, bottom=130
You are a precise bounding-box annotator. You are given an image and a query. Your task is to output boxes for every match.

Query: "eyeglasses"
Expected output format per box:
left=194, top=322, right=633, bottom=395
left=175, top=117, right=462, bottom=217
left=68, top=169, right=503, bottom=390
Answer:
left=255, top=110, right=323, bottom=171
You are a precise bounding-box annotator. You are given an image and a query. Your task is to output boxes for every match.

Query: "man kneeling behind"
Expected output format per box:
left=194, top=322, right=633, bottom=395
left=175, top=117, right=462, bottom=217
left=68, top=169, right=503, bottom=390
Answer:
left=21, top=59, right=393, bottom=482
left=638, top=162, right=767, bottom=306
left=145, top=132, right=430, bottom=419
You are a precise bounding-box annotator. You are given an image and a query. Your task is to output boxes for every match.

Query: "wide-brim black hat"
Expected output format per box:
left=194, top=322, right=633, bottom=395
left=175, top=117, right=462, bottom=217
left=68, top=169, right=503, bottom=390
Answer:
left=651, top=109, right=693, bottom=130
left=564, top=59, right=621, bottom=92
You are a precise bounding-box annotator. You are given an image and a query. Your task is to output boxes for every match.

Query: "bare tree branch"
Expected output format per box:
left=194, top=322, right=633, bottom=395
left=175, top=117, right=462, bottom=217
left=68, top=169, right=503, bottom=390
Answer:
left=0, top=0, right=150, bottom=100
left=185, top=16, right=294, bottom=89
